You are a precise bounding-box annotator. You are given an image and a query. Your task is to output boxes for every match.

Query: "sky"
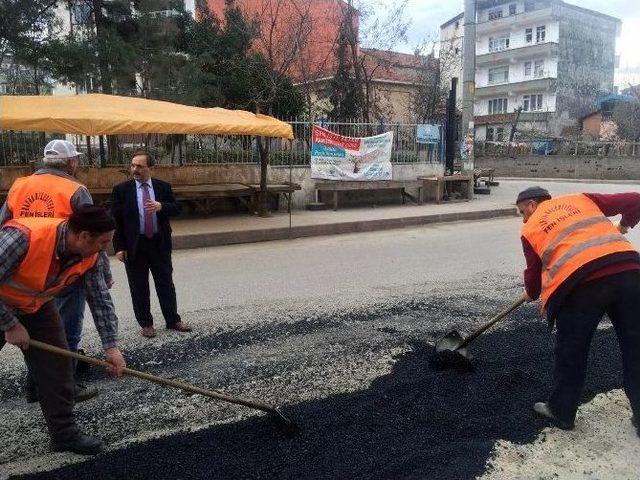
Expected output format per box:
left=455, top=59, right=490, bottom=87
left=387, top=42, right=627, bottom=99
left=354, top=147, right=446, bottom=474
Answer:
left=373, top=0, right=640, bottom=89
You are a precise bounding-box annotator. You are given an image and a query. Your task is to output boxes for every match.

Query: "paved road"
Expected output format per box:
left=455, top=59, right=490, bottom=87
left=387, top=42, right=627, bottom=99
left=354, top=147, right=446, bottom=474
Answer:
left=1, top=180, right=639, bottom=479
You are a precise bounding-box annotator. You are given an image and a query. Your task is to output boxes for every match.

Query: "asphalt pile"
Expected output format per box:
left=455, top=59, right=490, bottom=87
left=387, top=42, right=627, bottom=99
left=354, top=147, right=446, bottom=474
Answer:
left=15, top=310, right=624, bottom=480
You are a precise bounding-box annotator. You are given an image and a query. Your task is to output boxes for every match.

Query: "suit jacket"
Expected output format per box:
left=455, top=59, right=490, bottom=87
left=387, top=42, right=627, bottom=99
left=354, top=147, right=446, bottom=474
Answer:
left=111, top=178, right=182, bottom=260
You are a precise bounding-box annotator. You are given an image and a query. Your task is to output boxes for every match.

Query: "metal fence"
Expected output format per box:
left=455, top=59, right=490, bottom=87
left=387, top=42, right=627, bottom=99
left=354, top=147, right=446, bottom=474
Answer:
left=476, top=139, right=640, bottom=158
left=0, top=119, right=443, bottom=167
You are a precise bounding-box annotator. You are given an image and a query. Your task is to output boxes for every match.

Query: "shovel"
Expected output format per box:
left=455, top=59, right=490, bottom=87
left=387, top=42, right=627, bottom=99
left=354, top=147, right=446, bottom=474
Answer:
left=28, top=339, right=298, bottom=435
left=433, top=293, right=527, bottom=363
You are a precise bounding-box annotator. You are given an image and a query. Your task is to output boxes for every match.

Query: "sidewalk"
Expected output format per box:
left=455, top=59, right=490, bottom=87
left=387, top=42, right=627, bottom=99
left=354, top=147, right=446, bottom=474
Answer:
left=169, top=176, right=640, bottom=249
left=170, top=181, right=519, bottom=249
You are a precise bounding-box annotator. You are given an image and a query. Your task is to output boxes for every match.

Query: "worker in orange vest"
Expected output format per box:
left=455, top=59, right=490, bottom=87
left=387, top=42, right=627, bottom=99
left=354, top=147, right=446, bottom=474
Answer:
left=0, top=206, right=126, bottom=455
left=517, top=186, right=640, bottom=436
left=1, top=139, right=112, bottom=402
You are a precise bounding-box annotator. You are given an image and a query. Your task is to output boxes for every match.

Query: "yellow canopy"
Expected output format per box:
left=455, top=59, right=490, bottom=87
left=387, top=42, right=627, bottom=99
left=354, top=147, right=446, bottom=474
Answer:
left=0, top=94, right=294, bottom=139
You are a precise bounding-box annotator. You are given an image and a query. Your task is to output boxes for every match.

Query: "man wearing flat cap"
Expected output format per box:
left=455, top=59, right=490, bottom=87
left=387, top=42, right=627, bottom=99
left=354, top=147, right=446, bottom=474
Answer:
left=516, top=187, right=640, bottom=436
left=0, top=206, right=126, bottom=454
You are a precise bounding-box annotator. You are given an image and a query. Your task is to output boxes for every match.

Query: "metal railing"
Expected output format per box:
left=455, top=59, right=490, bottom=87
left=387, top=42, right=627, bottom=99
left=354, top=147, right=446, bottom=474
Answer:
left=1, top=119, right=443, bottom=167
left=475, top=140, right=640, bottom=158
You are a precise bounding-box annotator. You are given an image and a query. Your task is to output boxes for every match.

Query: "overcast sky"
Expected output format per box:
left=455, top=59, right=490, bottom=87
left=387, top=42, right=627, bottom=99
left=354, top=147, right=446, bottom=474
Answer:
left=374, top=0, right=639, bottom=88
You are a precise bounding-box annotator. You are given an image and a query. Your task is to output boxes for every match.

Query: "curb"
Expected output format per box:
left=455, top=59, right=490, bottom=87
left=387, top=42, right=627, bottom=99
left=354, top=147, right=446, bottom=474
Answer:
left=172, top=207, right=517, bottom=250
left=498, top=177, right=640, bottom=185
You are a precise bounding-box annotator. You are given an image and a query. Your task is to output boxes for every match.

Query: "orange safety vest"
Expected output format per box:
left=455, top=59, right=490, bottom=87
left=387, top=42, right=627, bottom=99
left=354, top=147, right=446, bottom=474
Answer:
left=6, top=173, right=82, bottom=220
left=521, top=193, right=637, bottom=309
left=0, top=217, right=98, bottom=314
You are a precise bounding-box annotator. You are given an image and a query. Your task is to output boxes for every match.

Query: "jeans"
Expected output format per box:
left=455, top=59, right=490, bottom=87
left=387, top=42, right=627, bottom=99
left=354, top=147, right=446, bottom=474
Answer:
left=56, top=282, right=86, bottom=352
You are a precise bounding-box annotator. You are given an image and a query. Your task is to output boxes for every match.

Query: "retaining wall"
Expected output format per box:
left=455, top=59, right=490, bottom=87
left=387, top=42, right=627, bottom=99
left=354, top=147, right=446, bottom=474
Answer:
left=475, top=156, right=640, bottom=180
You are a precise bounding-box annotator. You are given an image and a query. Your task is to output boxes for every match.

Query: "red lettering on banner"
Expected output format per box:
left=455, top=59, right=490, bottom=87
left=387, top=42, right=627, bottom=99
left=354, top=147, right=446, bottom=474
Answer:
left=312, top=126, right=361, bottom=151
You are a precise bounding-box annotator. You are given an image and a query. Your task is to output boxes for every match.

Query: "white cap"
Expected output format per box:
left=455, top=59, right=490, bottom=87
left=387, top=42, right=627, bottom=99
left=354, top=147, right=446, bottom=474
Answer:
left=43, top=140, right=82, bottom=163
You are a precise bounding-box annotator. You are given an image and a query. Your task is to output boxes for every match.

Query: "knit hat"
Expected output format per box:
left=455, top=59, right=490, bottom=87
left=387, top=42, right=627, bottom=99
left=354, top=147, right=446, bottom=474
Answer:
left=516, top=186, right=551, bottom=204
left=68, top=205, right=116, bottom=234
left=43, top=140, right=82, bottom=163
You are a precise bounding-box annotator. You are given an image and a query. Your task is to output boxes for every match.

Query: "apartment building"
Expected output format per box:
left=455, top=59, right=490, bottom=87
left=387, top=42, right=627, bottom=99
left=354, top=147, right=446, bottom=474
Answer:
left=440, top=0, right=620, bottom=141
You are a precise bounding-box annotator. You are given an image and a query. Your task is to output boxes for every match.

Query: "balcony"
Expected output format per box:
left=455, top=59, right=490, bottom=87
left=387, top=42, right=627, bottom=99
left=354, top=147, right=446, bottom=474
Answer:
left=476, top=42, right=559, bottom=66
left=475, top=77, right=556, bottom=97
left=474, top=111, right=552, bottom=125
left=476, top=7, right=556, bottom=35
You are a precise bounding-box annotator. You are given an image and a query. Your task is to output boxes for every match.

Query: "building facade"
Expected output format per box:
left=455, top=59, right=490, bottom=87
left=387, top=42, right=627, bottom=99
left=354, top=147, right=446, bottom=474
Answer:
left=440, top=0, right=620, bottom=141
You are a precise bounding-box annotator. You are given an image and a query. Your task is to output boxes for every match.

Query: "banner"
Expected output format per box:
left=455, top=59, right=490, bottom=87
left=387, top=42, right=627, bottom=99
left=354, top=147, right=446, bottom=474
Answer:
left=311, top=126, right=393, bottom=181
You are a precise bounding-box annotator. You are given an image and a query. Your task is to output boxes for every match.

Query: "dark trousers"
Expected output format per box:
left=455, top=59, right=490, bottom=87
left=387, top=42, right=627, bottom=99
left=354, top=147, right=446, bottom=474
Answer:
left=549, top=270, right=640, bottom=423
left=0, top=302, right=78, bottom=441
left=124, top=235, right=181, bottom=328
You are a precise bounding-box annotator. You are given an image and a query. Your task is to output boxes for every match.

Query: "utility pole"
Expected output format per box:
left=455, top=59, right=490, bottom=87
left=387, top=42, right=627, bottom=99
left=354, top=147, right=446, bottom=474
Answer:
left=461, top=0, right=476, bottom=171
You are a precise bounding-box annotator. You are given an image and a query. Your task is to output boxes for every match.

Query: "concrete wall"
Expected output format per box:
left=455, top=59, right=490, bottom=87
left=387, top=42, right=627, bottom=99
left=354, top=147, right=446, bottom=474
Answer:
left=476, top=155, right=640, bottom=180
left=1, top=163, right=444, bottom=210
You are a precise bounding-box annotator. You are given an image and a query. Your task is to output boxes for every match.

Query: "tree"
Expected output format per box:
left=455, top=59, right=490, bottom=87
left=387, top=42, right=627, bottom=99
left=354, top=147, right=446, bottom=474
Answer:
left=328, top=3, right=363, bottom=121
left=410, top=38, right=449, bottom=123
left=611, top=86, right=640, bottom=142
left=0, top=0, right=59, bottom=66
left=326, top=0, right=410, bottom=122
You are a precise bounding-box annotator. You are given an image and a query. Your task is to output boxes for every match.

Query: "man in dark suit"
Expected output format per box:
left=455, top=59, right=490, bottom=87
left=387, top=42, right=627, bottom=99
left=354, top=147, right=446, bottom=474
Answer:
left=111, top=152, right=191, bottom=338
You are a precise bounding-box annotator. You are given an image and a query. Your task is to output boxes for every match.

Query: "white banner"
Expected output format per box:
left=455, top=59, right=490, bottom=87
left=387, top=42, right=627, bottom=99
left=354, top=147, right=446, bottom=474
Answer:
left=310, top=126, right=393, bottom=181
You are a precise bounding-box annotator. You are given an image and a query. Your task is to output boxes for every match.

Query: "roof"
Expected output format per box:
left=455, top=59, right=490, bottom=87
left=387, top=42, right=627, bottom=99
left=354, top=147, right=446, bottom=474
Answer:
left=0, top=94, right=294, bottom=139
left=558, top=1, right=621, bottom=24
left=596, top=94, right=639, bottom=107
left=361, top=48, right=436, bottom=84
left=440, top=13, right=463, bottom=30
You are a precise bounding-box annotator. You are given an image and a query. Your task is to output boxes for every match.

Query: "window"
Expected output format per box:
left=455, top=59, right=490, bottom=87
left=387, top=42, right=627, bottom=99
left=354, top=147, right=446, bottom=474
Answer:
left=488, top=66, right=509, bottom=84
left=488, top=8, right=503, bottom=20
left=534, top=60, right=544, bottom=78
left=523, top=94, right=543, bottom=111
left=536, top=26, right=546, bottom=43
left=524, top=61, right=532, bottom=76
left=525, top=28, right=533, bottom=43
left=71, top=3, right=92, bottom=25
left=489, top=35, right=510, bottom=52
left=509, top=4, right=517, bottom=15
left=487, top=127, right=505, bottom=141
left=455, top=47, right=460, bottom=55
left=524, top=1, right=535, bottom=12
left=488, top=98, right=508, bottom=114
left=487, top=127, right=494, bottom=141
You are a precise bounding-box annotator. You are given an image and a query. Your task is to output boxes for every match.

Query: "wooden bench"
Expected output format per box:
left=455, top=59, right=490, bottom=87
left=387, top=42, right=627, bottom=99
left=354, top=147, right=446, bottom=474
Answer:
left=419, top=175, right=473, bottom=203
left=85, top=183, right=255, bottom=213
left=315, top=180, right=423, bottom=211
left=248, top=182, right=302, bottom=213
left=2, top=182, right=301, bottom=215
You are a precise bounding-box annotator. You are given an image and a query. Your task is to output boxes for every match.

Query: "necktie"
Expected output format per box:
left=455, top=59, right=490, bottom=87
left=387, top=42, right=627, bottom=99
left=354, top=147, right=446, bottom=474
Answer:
left=142, top=183, right=154, bottom=239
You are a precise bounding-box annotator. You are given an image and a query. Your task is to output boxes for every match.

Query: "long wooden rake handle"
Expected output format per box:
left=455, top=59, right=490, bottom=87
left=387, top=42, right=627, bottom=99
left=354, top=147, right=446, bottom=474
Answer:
left=456, top=293, right=528, bottom=350
left=28, top=339, right=280, bottom=415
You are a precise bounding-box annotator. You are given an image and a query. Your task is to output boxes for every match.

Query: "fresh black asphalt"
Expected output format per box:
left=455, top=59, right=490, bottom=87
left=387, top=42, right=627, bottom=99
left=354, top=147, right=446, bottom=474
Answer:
left=14, top=306, right=624, bottom=480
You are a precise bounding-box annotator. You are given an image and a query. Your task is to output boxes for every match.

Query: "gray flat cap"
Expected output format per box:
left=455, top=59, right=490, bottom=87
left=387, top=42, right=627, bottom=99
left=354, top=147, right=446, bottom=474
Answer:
left=516, top=186, right=551, bottom=204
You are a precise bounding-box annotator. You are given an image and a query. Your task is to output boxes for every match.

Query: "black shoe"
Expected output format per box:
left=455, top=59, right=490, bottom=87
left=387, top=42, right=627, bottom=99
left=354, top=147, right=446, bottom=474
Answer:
left=51, top=433, right=104, bottom=455
left=533, top=402, right=575, bottom=430
left=74, top=383, right=99, bottom=403
left=27, top=384, right=99, bottom=404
